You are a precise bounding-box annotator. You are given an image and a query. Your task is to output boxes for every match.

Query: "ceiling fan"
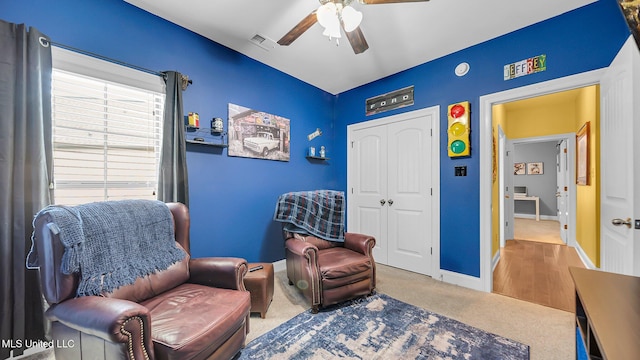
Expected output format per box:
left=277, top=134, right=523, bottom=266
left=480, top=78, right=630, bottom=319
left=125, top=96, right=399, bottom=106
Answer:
left=277, top=0, right=430, bottom=54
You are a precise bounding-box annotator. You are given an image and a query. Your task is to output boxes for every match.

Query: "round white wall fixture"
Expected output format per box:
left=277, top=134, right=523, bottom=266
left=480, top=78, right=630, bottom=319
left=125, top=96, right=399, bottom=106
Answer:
left=455, top=62, right=470, bottom=77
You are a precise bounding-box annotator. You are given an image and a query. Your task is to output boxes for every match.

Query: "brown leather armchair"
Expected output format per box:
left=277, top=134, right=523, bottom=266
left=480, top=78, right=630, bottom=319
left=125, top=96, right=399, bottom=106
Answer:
left=31, top=202, right=251, bottom=360
left=284, top=231, right=376, bottom=313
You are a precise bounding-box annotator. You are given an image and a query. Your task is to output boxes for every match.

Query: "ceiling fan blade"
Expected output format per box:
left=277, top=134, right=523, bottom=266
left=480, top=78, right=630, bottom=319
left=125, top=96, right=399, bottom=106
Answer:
left=344, top=26, right=369, bottom=54
left=360, top=0, right=429, bottom=4
left=277, top=11, right=318, bottom=46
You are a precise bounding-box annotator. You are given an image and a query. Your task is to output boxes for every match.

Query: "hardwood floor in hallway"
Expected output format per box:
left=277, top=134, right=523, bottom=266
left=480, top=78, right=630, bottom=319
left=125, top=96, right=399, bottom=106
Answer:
left=514, top=218, right=564, bottom=245
left=493, top=216, right=585, bottom=312
left=493, top=240, right=584, bottom=312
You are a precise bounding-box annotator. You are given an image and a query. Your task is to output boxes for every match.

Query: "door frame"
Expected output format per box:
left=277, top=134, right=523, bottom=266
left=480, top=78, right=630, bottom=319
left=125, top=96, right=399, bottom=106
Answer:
left=347, top=106, right=441, bottom=277
left=508, top=134, right=577, bottom=246
left=498, top=125, right=513, bottom=249
left=557, top=138, right=570, bottom=244
left=478, top=69, right=605, bottom=292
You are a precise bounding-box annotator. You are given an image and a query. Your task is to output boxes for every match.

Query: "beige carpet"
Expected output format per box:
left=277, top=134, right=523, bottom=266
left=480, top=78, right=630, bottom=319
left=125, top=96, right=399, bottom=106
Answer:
left=249, top=264, right=574, bottom=360
left=514, top=218, right=564, bottom=245
left=32, top=264, right=574, bottom=360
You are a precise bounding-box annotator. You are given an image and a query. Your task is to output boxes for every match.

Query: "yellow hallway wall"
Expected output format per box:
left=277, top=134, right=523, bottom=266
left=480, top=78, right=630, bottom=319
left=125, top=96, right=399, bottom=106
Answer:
left=575, top=86, right=600, bottom=267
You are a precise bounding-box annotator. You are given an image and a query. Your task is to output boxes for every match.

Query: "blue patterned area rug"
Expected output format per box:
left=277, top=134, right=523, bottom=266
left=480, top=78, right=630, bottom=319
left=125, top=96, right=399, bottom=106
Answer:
left=239, top=293, right=529, bottom=360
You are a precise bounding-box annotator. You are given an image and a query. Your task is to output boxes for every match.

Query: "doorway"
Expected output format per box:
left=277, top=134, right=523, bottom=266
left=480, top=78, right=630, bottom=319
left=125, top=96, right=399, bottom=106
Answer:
left=508, top=135, right=574, bottom=247
left=495, top=87, right=588, bottom=249
left=509, top=138, right=567, bottom=246
left=498, top=128, right=569, bottom=249
left=478, top=68, right=605, bottom=293
left=494, top=114, right=584, bottom=310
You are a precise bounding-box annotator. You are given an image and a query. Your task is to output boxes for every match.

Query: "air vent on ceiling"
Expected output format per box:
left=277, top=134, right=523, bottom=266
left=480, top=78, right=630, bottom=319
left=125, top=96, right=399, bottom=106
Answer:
left=250, top=34, right=276, bottom=51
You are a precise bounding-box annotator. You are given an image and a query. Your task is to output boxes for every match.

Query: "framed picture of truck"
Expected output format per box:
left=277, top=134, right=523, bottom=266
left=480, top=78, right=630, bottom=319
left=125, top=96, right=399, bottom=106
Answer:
left=227, top=103, right=290, bottom=161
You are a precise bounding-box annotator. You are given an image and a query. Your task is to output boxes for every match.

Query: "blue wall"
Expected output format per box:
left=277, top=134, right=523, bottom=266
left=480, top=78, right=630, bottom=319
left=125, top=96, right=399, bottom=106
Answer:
left=0, top=0, right=336, bottom=262
left=332, top=0, right=629, bottom=276
left=1, top=0, right=631, bottom=275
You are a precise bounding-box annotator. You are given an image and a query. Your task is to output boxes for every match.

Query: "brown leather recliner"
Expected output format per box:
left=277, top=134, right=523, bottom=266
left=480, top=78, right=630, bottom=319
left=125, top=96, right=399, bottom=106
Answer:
left=31, top=202, right=251, bottom=360
left=284, top=231, right=376, bottom=313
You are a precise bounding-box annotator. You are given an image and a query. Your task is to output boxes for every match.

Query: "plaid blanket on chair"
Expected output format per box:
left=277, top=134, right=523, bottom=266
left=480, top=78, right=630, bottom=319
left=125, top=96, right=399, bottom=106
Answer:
left=273, top=190, right=345, bottom=242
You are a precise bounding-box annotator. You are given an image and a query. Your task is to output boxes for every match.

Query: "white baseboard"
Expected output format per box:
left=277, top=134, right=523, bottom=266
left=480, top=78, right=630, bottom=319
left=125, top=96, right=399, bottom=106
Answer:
left=272, top=259, right=286, bottom=273
left=573, top=242, right=597, bottom=269
left=275, top=258, right=488, bottom=294
left=492, top=251, right=500, bottom=272
left=438, top=269, right=484, bottom=292
left=514, top=213, right=558, bottom=221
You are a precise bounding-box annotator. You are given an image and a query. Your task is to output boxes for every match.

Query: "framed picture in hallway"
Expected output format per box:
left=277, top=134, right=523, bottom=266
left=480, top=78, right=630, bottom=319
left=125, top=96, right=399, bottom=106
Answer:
left=527, top=162, right=543, bottom=175
left=576, top=122, right=590, bottom=185
left=514, top=162, right=525, bottom=175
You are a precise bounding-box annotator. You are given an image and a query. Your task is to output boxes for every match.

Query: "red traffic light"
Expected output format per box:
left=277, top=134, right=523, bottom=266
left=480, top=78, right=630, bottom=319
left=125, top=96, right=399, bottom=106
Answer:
left=450, top=104, right=466, bottom=118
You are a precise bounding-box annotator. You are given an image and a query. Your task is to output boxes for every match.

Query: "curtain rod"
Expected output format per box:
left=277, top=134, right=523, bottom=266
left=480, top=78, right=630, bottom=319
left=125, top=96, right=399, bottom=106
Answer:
left=49, top=41, right=193, bottom=86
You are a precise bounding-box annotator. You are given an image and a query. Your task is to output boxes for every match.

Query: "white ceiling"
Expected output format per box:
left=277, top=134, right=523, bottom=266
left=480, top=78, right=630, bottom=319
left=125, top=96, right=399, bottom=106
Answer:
left=124, top=0, right=596, bottom=95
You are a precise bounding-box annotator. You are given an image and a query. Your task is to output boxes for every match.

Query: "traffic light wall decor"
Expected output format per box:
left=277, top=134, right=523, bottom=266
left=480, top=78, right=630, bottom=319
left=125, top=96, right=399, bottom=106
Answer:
left=447, top=101, right=470, bottom=157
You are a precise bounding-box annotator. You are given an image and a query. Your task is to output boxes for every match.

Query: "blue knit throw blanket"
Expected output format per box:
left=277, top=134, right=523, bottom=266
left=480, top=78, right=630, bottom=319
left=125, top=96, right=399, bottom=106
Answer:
left=27, top=200, right=186, bottom=297
left=273, top=190, right=345, bottom=242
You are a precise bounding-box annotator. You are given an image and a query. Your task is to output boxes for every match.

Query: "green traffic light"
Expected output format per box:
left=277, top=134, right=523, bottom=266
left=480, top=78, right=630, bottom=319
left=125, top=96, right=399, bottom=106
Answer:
left=450, top=140, right=466, bottom=154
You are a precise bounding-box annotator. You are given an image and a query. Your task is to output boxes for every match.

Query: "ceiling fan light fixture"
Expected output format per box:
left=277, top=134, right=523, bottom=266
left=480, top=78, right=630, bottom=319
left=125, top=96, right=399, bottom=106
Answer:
left=322, top=25, right=342, bottom=39
left=317, top=2, right=342, bottom=40
left=341, top=6, right=363, bottom=32
left=316, top=2, right=337, bottom=28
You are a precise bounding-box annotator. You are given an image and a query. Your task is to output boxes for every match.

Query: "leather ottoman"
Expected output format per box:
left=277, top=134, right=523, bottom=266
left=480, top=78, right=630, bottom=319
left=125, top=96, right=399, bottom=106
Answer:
left=244, top=263, right=274, bottom=318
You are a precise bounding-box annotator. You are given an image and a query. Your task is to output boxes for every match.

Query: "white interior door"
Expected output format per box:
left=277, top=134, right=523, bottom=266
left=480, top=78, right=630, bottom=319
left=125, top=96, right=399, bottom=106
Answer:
left=349, top=125, right=388, bottom=263
left=601, top=36, right=640, bottom=276
left=348, top=108, right=436, bottom=276
left=386, top=117, right=432, bottom=274
left=556, top=139, right=568, bottom=243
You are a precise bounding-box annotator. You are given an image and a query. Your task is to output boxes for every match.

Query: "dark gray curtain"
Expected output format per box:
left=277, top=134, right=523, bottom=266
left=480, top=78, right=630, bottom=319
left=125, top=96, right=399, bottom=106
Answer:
left=158, top=71, right=189, bottom=207
left=0, top=20, right=53, bottom=358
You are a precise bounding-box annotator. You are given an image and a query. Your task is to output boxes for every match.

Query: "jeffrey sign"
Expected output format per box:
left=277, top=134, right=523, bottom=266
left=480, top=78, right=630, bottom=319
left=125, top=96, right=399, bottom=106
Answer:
left=504, top=54, right=546, bottom=80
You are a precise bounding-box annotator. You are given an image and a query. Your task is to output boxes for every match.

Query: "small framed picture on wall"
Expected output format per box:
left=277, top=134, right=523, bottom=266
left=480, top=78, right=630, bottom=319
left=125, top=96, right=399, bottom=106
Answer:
left=527, top=162, right=543, bottom=175
left=514, top=162, right=525, bottom=175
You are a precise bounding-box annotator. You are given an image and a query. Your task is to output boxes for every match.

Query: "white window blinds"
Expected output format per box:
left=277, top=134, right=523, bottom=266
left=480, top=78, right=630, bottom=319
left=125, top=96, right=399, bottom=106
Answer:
left=51, top=49, right=165, bottom=206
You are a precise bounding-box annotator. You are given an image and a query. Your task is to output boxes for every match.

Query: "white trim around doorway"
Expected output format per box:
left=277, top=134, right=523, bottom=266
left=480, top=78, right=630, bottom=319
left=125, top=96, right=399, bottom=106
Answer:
left=479, top=69, right=605, bottom=293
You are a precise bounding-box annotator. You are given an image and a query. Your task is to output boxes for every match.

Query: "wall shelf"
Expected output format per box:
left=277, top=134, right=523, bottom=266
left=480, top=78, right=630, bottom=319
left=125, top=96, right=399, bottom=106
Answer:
left=185, top=125, right=227, bottom=148
left=186, top=139, right=228, bottom=148
left=306, top=156, right=330, bottom=161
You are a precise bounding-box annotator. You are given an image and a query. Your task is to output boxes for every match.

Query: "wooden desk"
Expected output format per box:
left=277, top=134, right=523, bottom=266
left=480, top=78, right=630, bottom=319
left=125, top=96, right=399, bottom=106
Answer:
left=570, top=267, right=640, bottom=360
left=514, top=195, right=539, bottom=221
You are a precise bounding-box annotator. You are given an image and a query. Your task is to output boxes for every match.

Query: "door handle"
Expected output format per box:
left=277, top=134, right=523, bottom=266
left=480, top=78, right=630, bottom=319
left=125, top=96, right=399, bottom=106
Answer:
left=380, top=199, right=386, bottom=206
left=388, top=199, right=394, bottom=206
left=611, top=218, right=632, bottom=229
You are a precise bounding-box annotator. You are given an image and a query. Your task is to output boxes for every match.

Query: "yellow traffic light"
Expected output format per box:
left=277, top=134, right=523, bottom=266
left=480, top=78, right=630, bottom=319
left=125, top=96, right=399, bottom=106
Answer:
left=447, top=101, right=470, bottom=157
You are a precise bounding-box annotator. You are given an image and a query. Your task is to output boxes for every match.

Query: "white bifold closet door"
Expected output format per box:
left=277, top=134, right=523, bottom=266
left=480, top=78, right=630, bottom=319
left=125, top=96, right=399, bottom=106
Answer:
left=349, top=114, right=432, bottom=276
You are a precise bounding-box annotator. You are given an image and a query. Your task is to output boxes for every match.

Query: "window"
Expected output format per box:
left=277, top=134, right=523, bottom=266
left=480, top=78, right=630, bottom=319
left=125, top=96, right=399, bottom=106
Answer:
left=51, top=47, right=165, bottom=205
